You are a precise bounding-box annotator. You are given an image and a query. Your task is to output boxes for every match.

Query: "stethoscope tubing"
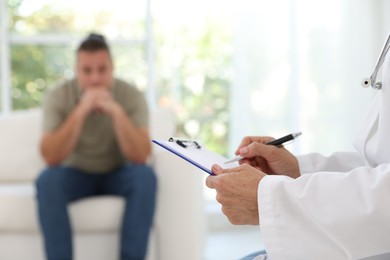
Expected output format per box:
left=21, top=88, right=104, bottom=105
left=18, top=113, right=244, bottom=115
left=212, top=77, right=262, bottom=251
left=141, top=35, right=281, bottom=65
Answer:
left=363, top=34, right=390, bottom=90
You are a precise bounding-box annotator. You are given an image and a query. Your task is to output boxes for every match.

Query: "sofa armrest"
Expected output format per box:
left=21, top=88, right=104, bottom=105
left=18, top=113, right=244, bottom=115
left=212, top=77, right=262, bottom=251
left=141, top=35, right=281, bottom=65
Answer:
left=152, top=148, right=206, bottom=260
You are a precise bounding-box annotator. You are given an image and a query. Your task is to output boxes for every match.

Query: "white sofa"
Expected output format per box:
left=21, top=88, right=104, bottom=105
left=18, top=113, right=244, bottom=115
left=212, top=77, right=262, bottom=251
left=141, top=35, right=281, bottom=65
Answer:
left=0, top=109, right=206, bottom=260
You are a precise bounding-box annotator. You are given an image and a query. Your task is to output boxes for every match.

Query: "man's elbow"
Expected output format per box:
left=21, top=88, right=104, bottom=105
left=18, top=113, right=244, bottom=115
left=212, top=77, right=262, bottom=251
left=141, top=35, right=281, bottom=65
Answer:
left=132, top=157, right=148, bottom=164
left=131, top=152, right=150, bottom=164
left=127, top=147, right=151, bottom=164
left=42, top=154, right=63, bottom=166
left=41, top=147, right=63, bottom=166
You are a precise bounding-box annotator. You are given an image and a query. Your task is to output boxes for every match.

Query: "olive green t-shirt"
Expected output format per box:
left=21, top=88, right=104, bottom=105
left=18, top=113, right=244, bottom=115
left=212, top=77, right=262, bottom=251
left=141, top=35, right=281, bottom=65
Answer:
left=42, top=78, right=149, bottom=174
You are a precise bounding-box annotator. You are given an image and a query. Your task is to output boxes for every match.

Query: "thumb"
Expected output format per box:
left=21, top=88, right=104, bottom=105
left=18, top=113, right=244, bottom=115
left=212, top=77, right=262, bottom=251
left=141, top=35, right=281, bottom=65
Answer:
left=211, top=164, right=224, bottom=175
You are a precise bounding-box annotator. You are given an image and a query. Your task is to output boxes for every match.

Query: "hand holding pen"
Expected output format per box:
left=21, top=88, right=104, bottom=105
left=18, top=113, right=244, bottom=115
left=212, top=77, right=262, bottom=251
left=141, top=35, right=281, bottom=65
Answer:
left=226, top=132, right=302, bottom=164
left=224, top=132, right=302, bottom=178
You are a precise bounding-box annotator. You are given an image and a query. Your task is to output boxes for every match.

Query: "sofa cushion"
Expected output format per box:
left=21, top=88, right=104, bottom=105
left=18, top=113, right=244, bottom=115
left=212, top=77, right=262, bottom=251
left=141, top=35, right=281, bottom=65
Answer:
left=0, top=183, right=124, bottom=233
left=0, top=110, right=44, bottom=182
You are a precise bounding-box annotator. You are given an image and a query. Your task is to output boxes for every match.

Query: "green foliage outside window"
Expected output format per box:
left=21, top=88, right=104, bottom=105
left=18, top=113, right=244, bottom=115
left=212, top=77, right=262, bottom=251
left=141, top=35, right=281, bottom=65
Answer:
left=154, top=25, right=232, bottom=155
left=10, top=45, right=72, bottom=109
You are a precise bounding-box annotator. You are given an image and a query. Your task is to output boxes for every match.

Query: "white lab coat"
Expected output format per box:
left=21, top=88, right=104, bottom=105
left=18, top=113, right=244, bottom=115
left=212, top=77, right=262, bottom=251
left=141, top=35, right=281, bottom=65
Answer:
left=257, top=53, right=390, bottom=259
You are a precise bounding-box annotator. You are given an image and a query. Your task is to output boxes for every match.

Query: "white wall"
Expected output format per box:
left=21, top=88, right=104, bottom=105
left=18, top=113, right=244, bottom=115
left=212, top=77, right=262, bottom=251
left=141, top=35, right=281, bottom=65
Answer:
left=229, top=0, right=389, bottom=156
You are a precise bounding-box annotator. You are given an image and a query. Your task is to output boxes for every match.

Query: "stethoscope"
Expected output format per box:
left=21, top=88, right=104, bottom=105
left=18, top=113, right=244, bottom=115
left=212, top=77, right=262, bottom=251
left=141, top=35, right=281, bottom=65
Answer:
left=361, top=34, right=390, bottom=90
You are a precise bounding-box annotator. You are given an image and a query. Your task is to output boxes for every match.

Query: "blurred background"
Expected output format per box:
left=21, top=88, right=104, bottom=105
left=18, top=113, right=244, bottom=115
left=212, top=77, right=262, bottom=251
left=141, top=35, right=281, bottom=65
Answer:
left=1, top=0, right=390, bottom=259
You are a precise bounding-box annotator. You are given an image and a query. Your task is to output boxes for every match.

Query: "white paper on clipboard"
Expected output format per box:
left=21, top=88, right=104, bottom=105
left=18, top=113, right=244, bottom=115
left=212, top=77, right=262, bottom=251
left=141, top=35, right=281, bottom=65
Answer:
left=152, top=138, right=239, bottom=175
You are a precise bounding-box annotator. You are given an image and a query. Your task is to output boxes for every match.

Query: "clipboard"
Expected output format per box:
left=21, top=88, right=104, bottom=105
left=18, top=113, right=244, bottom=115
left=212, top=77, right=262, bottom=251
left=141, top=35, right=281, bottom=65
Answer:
left=152, top=138, right=239, bottom=175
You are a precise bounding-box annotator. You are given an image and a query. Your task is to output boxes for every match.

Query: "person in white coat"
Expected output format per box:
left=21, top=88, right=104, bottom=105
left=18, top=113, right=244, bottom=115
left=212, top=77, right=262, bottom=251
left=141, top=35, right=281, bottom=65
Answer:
left=206, top=44, right=390, bottom=259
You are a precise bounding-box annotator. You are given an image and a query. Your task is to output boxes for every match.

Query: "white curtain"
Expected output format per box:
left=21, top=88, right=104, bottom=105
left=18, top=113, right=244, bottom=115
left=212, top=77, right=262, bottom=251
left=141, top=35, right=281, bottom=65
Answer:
left=229, top=0, right=390, bottom=156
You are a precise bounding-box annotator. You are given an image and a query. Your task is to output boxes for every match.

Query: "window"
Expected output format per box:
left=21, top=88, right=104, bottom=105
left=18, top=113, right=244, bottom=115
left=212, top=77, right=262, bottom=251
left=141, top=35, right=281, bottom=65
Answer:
left=152, top=0, right=234, bottom=155
left=2, top=0, right=148, bottom=112
left=1, top=0, right=390, bottom=197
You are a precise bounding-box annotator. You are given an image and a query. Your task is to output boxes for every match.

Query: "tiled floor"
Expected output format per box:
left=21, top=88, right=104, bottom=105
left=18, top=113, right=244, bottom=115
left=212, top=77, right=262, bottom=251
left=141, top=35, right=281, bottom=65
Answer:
left=205, top=225, right=265, bottom=260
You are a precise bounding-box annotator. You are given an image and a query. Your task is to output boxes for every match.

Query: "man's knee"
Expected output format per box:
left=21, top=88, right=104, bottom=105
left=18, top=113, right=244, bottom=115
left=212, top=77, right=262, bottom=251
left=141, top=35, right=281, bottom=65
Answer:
left=36, top=167, right=67, bottom=196
left=135, top=165, right=157, bottom=189
left=122, top=165, right=157, bottom=192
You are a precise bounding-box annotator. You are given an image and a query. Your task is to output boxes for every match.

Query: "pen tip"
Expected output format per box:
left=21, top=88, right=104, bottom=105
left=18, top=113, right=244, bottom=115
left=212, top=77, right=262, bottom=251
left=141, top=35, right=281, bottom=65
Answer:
left=293, top=131, right=302, bottom=138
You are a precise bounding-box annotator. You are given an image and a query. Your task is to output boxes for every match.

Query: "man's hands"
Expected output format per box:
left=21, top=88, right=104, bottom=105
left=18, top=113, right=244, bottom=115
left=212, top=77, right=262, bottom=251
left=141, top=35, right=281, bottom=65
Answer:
left=205, top=135, right=301, bottom=226
left=78, top=87, right=121, bottom=118
left=235, top=136, right=300, bottom=178
left=206, top=164, right=265, bottom=225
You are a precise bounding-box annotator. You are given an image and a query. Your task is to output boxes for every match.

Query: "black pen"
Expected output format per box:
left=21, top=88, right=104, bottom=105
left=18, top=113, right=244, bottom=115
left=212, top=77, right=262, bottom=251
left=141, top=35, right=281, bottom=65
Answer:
left=224, top=131, right=302, bottom=164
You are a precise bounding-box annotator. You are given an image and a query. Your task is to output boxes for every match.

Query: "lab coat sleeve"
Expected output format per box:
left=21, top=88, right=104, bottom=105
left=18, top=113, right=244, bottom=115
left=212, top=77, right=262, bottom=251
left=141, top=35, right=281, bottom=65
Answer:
left=258, top=164, right=390, bottom=260
left=298, top=151, right=366, bottom=174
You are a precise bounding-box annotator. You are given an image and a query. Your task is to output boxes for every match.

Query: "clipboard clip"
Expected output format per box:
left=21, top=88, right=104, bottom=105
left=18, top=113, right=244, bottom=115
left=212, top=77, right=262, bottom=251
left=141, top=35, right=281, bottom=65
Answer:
left=169, top=137, right=201, bottom=149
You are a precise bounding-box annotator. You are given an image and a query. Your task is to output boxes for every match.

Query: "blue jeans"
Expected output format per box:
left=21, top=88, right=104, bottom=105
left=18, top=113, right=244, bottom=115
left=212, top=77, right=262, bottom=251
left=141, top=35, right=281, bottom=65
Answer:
left=36, top=164, right=157, bottom=260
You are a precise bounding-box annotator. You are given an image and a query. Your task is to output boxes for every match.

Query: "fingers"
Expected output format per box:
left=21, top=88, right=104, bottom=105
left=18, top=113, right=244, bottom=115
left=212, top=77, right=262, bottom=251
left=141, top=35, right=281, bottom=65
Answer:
left=235, top=136, right=274, bottom=155
left=240, top=141, right=280, bottom=159
left=206, top=164, right=263, bottom=226
left=84, top=88, right=111, bottom=100
left=211, top=164, right=241, bottom=175
left=207, top=164, right=242, bottom=189
left=82, top=89, right=114, bottom=113
left=235, top=136, right=258, bottom=155
left=205, top=175, right=215, bottom=189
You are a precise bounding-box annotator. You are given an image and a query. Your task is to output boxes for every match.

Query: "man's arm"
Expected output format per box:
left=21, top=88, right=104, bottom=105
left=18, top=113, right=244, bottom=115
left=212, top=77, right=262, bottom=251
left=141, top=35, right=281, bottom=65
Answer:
left=40, top=89, right=99, bottom=165
left=40, top=104, right=87, bottom=165
left=110, top=105, right=151, bottom=164
left=206, top=138, right=300, bottom=225
left=95, top=89, right=151, bottom=164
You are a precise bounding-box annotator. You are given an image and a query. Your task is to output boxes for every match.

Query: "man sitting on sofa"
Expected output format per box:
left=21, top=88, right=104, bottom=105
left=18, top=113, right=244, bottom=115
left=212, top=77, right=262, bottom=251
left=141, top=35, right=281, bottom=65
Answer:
left=36, top=33, right=156, bottom=260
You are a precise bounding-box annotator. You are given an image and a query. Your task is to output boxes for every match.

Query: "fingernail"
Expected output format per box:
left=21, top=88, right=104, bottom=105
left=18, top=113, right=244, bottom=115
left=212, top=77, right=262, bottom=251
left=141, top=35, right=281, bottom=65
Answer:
left=239, top=147, right=249, bottom=154
left=212, top=164, right=222, bottom=172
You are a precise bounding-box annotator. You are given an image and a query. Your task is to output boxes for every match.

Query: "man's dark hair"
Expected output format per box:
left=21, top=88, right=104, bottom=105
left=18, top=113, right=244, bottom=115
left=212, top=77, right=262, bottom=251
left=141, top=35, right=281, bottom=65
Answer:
left=77, top=33, right=111, bottom=56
